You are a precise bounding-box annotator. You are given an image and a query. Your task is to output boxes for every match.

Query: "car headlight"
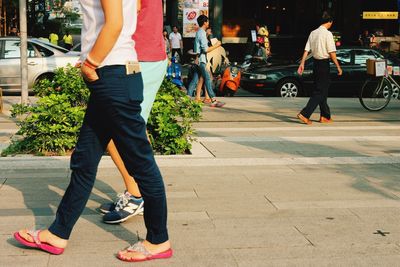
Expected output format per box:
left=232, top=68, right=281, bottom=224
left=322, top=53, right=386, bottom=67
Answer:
left=230, top=66, right=239, bottom=75
left=249, top=74, right=267, bottom=80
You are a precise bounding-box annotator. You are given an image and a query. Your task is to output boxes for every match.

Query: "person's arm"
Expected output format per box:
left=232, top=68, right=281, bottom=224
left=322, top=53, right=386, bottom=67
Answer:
left=297, top=50, right=309, bottom=75
left=203, top=34, right=221, bottom=53
left=169, top=33, right=173, bottom=50
left=298, top=36, right=311, bottom=75
left=81, top=0, right=124, bottom=81
left=179, top=34, right=183, bottom=50
left=327, top=33, right=342, bottom=76
left=329, top=52, right=342, bottom=76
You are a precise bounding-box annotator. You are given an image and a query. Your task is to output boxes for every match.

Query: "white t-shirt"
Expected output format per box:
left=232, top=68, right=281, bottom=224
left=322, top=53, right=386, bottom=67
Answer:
left=169, top=32, right=182, bottom=49
left=79, top=0, right=137, bottom=66
left=305, top=26, right=336, bottom=60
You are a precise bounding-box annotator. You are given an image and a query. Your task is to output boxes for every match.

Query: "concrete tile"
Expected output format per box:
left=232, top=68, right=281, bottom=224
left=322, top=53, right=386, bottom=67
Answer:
left=0, top=169, right=69, bottom=179
left=169, top=211, right=209, bottom=221
left=167, top=196, right=275, bottom=219
left=0, top=234, right=52, bottom=256
left=348, top=207, right=400, bottom=224
left=0, top=255, right=50, bottom=266
left=230, top=244, right=400, bottom=262
left=274, top=199, right=400, bottom=210
left=264, top=185, right=329, bottom=202
left=159, top=248, right=237, bottom=267
left=49, top=248, right=237, bottom=267
left=235, top=256, right=390, bottom=267
left=294, top=220, right=400, bottom=248
left=212, top=216, right=292, bottom=230
left=163, top=173, right=252, bottom=187
left=168, top=226, right=309, bottom=250
left=48, top=248, right=129, bottom=267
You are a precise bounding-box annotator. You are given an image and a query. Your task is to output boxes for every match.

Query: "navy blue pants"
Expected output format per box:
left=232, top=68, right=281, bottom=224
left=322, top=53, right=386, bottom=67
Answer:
left=301, top=58, right=331, bottom=119
left=49, top=65, right=169, bottom=244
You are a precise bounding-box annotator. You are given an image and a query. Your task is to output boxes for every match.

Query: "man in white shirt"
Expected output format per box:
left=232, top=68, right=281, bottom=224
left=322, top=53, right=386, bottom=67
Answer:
left=297, top=12, right=342, bottom=125
left=169, top=26, right=183, bottom=62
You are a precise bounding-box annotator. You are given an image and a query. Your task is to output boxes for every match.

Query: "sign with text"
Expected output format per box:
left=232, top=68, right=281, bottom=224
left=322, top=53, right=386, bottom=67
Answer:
left=181, top=0, right=209, bottom=37
left=363, top=12, right=398, bottom=20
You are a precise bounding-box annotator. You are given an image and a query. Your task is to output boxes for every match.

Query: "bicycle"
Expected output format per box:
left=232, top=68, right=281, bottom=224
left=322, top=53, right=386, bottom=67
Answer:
left=359, top=73, right=400, bottom=111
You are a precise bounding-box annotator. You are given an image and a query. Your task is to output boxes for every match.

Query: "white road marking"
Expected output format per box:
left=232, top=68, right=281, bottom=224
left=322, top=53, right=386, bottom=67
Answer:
left=196, top=126, right=400, bottom=132
left=197, top=136, right=400, bottom=142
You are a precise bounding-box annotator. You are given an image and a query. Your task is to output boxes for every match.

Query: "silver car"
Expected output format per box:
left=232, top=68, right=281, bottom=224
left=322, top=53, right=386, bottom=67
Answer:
left=0, top=37, right=80, bottom=93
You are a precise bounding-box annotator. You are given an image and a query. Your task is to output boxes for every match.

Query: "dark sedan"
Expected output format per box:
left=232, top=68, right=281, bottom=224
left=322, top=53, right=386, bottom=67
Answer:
left=240, top=48, right=400, bottom=97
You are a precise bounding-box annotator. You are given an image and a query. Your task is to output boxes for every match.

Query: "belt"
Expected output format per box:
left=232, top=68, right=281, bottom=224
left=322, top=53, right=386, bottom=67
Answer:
left=313, top=58, right=329, bottom=61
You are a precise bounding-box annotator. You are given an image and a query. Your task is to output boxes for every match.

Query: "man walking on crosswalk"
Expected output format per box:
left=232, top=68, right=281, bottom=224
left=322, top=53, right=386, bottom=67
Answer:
left=297, top=12, right=342, bottom=125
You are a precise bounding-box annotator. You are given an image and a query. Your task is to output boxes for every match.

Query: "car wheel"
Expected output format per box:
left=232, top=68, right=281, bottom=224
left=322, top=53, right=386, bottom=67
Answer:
left=390, top=82, right=400, bottom=99
left=35, top=73, right=54, bottom=86
left=276, top=79, right=301, bottom=98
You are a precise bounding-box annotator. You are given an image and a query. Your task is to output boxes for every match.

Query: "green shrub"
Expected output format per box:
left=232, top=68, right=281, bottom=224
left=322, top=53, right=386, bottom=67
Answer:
left=3, top=94, right=85, bottom=155
left=2, top=65, right=88, bottom=156
left=10, top=103, right=31, bottom=118
left=2, top=66, right=202, bottom=156
left=148, top=80, right=202, bottom=155
left=34, top=65, right=89, bottom=106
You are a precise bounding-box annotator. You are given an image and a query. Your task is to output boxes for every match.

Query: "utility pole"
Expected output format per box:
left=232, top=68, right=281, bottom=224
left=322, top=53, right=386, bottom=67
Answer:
left=19, top=0, right=28, bottom=104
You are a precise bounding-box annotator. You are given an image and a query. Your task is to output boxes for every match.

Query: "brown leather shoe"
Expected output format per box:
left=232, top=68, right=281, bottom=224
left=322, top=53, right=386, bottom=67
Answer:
left=319, top=116, right=333, bottom=123
left=297, top=113, right=312, bottom=125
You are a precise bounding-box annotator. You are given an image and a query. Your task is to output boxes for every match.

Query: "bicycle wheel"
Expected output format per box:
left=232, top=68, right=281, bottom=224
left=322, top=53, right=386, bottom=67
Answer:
left=359, top=77, right=392, bottom=111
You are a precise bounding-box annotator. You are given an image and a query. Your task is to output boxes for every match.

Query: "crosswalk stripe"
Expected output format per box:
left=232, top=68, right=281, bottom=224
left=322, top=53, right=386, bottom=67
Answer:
left=196, top=126, right=400, bottom=132
left=0, top=129, right=18, bottom=134
left=0, top=155, right=399, bottom=169
left=155, top=155, right=400, bottom=167
left=197, top=136, right=400, bottom=142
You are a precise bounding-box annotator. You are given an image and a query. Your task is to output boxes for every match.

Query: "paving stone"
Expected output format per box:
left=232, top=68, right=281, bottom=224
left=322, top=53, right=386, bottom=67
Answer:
left=167, top=226, right=309, bottom=250
left=274, top=199, right=400, bottom=210
left=294, top=220, right=400, bottom=248
left=348, top=207, right=400, bottom=224
left=0, top=255, right=49, bottom=267
left=230, top=244, right=400, bottom=262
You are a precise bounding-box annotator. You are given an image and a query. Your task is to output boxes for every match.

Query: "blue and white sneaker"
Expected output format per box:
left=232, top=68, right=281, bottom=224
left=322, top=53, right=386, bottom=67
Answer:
left=102, top=192, right=144, bottom=224
left=99, top=191, right=128, bottom=214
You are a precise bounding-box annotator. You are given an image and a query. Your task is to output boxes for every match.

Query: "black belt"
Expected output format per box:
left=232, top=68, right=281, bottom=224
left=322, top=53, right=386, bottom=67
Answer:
left=313, top=58, right=329, bottom=61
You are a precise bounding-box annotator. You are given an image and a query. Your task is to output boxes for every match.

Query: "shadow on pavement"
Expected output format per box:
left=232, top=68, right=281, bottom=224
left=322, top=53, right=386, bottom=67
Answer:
left=2, top=161, right=140, bottom=251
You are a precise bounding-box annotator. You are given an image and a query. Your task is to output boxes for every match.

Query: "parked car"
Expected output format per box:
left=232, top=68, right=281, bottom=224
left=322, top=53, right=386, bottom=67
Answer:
left=0, top=37, right=80, bottom=93
left=240, top=47, right=400, bottom=97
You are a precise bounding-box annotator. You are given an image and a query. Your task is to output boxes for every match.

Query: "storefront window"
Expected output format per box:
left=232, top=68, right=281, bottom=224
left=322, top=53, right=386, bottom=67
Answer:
left=222, top=0, right=328, bottom=38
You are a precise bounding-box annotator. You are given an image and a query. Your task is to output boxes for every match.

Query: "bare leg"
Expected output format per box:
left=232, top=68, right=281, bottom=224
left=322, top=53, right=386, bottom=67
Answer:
left=204, top=88, right=210, bottom=101
left=195, top=76, right=204, bottom=100
left=107, top=139, right=141, bottom=198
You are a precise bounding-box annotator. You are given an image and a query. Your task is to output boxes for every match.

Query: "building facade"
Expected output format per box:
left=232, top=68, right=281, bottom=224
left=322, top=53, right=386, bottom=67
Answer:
left=166, top=0, right=399, bottom=43
left=165, top=0, right=399, bottom=60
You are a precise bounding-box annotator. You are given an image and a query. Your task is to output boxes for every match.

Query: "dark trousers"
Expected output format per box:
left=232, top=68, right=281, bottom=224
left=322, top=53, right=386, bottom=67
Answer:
left=49, top=65, right=168, bottom=244
left=301, top=58, right=331, bottom=119
left=171, top=48, right=183, bottom=62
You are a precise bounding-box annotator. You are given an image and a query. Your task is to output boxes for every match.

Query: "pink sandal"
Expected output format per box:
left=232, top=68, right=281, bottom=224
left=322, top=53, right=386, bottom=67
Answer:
left=117, top=241, right=173, bottom=262
left=14, top=230, right=65, bottom=255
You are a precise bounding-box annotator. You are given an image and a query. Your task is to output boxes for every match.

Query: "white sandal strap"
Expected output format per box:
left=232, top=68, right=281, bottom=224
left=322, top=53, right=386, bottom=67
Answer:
left=27, top=230, right=41, bottom=245
left=126, top=241, right=152, bottom=256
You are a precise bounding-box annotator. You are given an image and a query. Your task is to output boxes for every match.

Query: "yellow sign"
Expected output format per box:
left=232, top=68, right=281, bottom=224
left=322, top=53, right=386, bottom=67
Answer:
left=363, top=12, right=398, bottom=19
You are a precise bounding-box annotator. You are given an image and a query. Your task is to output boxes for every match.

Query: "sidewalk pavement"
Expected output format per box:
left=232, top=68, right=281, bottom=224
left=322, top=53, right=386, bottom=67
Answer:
left=0, top=96, right=400, bottom=266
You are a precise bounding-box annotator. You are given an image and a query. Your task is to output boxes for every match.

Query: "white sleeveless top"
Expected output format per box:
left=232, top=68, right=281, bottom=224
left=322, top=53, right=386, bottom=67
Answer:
left=79, top=0, right=137, bottom=66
